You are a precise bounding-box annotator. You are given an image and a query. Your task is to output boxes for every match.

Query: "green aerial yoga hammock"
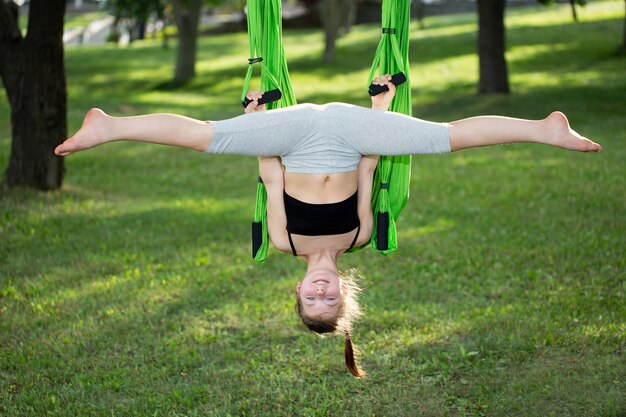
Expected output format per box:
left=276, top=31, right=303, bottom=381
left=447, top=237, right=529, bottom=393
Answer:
left=357, top=0, right=413, bottom=255
left=242, top=0, right=297, bottom=263
left=247, top=0, right=412, bottom=263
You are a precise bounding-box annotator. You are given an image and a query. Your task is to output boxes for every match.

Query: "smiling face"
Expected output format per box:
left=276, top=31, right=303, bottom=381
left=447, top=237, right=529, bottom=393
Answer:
left=296, top=269, right=343, bottom=321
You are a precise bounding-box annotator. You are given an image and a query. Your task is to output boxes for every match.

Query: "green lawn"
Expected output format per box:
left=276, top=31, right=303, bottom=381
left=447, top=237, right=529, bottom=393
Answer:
left=17, top=9, right=110, bottom=33
left=1, top=2, right=625, bottom=416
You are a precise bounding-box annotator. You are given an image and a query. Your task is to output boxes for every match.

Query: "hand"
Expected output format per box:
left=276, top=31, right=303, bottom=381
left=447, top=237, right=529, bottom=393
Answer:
left=370, top=74, right=396, bottom=111
left=245, top=90, right=267, bottom=114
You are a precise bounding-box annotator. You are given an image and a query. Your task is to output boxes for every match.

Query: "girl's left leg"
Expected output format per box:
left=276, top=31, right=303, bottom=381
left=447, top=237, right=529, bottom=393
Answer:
left=55, top=108, right=215, bottom=156
left=448, top=111, right=602, bottom=152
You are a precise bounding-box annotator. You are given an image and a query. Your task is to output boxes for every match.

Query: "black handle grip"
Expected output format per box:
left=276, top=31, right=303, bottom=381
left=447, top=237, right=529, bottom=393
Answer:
left=376, top=211, right=390, bottom=251
left=242, top=89, right=282, bottom=108
left=252, top=221, right=263, bottom=258
left=368, top=72, right=406, bottom=96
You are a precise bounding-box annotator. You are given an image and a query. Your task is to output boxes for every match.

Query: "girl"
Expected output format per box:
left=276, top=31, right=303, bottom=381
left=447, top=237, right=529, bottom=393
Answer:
left=55, top=75, right=602, bottom=377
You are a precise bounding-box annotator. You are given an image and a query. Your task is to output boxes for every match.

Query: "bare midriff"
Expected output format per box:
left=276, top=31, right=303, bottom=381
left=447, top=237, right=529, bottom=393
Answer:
left=284, top=171, right=358, bottom=204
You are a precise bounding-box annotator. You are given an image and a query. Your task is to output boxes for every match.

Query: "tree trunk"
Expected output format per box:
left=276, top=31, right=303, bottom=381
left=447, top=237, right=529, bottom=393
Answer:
left=0, top=0, right=66, bottom=190
left=321, top=0, right=341, bottom=62
left=570, top=0, right=578, bottom=22
left=623, top=0, right=626, bottom=52
left=172, top=0, right=201, bottom=83
left=321, top=0, right=353, bottom=62
left=341, top=0, right=357, bottom=35
left=476, top=0, right=510, bottom=94
left=414, top=0, right=426, bottom=30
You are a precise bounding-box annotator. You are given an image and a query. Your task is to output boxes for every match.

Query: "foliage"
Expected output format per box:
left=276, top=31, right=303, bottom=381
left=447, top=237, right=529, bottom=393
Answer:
left=0, top=1, right=624, bottom=415
left=104, top=0, right=243, bottom=21
left=537, top=0, right=588, bottom=6
left=105, top=0, right=168, bottom=21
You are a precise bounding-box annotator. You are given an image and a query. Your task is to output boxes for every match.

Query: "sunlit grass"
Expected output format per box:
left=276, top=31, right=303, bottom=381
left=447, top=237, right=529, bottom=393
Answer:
left=1, top=1, right=625, bottom=416
left=65, top=10, right=110, bottom=30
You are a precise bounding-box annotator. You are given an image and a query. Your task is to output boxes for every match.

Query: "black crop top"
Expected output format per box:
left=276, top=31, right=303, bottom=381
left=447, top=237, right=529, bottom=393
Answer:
left=284, top=191, right=360, bottom=256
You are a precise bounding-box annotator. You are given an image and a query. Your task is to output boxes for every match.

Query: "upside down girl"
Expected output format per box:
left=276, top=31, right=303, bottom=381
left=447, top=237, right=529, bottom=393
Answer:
left=55, top=74, right=602, bottom=377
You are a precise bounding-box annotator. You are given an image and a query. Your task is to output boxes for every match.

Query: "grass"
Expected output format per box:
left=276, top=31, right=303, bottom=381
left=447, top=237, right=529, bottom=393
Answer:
left=17, top=9, right=110, bottom=33
left=64, top=10, right=110, bottom=30
left=1, top=2, right=625, bottom=416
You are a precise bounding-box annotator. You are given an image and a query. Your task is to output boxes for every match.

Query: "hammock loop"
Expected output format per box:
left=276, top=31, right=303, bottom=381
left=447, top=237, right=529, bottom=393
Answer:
left=246, top=0, right=297, bottom=263
left=250, top=0, right=412, bottom=261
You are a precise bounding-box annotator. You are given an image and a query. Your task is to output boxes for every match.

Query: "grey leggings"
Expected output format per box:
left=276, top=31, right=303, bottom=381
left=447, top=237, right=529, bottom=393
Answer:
left=206, top=102, right=450, bottom=174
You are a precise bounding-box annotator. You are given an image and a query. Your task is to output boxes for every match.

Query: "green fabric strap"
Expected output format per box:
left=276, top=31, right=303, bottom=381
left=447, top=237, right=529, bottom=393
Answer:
left=350, top=0, right=412, bottom=255
left=250, top=0, right=412, bottom=262
left=246, top=0, right=297, bottom=263
left=242, top=0, right=296, bottom=108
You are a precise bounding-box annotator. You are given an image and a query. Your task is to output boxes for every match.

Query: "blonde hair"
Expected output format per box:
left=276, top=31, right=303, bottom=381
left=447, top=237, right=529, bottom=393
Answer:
left=295, top=268, right=365, bottom=377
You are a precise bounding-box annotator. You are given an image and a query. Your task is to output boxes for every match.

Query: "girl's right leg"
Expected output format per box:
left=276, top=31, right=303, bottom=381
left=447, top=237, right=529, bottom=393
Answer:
left=55, top=108, right=215, bottom=156
left=448, top=111, right=602, bottom=152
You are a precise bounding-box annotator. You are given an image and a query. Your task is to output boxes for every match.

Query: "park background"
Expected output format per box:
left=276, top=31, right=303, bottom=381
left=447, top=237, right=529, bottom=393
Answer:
left=1, top=0, right=625, bottom=416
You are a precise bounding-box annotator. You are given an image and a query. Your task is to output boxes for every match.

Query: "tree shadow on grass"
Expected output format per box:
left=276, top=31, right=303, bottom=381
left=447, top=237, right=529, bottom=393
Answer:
left=3, top=173, right=623, bottom=415
left=3, top=202, right=248, bottom=281
left=411, top=80, right=626, bottom=123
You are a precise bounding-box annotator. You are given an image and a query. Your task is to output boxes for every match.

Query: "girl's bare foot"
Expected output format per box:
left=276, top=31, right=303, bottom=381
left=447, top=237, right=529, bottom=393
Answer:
left=545, top=111, right=602, bottom=152
left=55, top=108, right=108, bottom=156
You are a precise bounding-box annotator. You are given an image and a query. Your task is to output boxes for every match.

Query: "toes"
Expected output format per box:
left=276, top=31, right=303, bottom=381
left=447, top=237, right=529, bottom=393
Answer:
left=55, top=139, right=74, bottom=156
left=55, top=148, right=69, bottom=156
left=589, top=141, right=602, bottom=152
left=581, top=138, right=602, bottom=152
left=55, top=146, right=70, bottom=156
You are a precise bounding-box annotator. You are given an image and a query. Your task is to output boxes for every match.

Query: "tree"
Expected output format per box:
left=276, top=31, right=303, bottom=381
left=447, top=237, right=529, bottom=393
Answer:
left=570, top=0, right=579, bottom=21
left=320, top=0, right=355, bottom=63
left=476, top=0, right=590, bottom=94
left=107, top=0, right=191, bottom=79
left=567, top=0, right=588, bottom=22
left=172, top=0, right=202, bottom=82
left=537, top=0, right=587, bottom=22
left=107, top=0, right=236, bottom=83
left=106, top=0, right=168, bottom=42
left=0, top=0, right=67, bottom=190
left=476, top=0, right=510, bottom=93
left=172, top=0, right=244, bottom=81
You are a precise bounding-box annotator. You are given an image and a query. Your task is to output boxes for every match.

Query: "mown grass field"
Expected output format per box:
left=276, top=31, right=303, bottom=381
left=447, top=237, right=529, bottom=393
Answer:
left=1, top=2, right=625, bottom=416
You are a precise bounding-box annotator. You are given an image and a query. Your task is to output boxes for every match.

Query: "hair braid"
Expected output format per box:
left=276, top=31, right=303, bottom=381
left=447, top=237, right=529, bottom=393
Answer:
left=344, top=331, right=366, bottom=378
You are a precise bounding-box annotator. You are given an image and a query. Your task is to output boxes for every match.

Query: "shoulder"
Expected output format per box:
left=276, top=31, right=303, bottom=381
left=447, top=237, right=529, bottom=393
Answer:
left=358, top=155, right=379, bottom=174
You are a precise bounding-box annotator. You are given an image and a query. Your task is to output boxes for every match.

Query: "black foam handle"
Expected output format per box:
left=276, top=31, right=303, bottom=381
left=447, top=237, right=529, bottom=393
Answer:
left=242, top=89, right=282, bottom=108
left=376, top=212, right=390, bottom=251
left=368, top=72, right=406, bottom=96
left=252, top=221, right=263, bottom=258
